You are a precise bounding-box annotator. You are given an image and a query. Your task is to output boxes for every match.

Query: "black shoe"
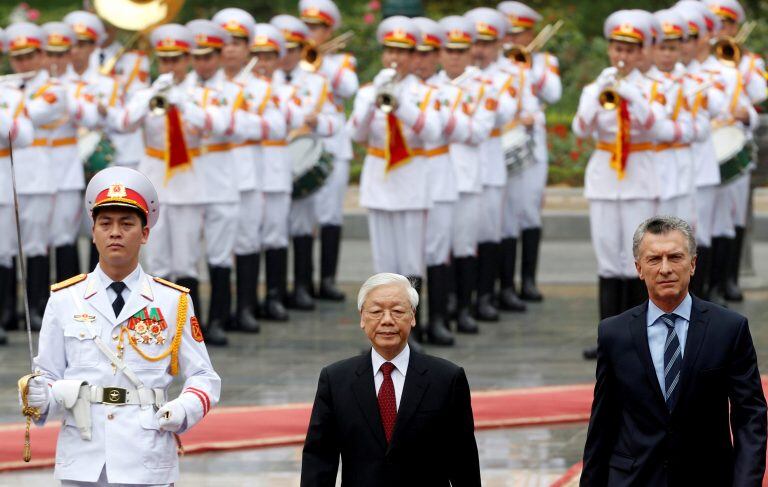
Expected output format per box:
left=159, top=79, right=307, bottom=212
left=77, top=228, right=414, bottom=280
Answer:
left=454, top=256, right=480, bottom=333
left=520, top=228, right=543, bottom=301
left=55, top=244, right=81, bottom=282
left=203, top=320, right=229, bottom=347
left=475, top=294, right=499, bottom=321
left=263, top=248, right=289, bottom=321
left=583, top=346, right=598, bottom=360
left=288, top=236, right=315, bottom=311
left=456, top=308, right=479, bottom=334
left=318, top=225, right=346, bottom=301
left=499, top=287, right=527, bottom=312
left=498, top=238, right=527, bottom=312
left=725, top=227, right=745, bottom=302
left=426, top=265, right=454, bottom=346
left=407, top=275, right=425, bottom=343
left=235, top=253, right=260, bottom=333
left=475, top=243, right=499, bottom=321
left=408, top=334, right=424, bottom=353
left=179, top=276, right=228, bottom=347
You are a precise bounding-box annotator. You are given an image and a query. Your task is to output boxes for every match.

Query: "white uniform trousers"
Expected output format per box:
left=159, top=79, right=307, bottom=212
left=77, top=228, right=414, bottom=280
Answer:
left=520, top=161, right=547, bottom=230
left=61, top=467, right=171, bottom=487
left=367, top=209, right=426, bottom=276
left=0, top=205, right=16, bottom=267
left=19, top=194, right=53, bottom=257
left=203, top=203, right=238, bottom=268
left=502, top=173, right=524, bottom=240
left=144, top=204, right=204, bottom=279
left=314, top=157, right=349, bottom=226
left=234, top=189, right=263, bottom=256
left=261, top=191, right=291, bottom=249
left=695, top=185, right=717, bottom=247
left=478, top=186, right=504, bottom=244
left=452, top=192, right=480, bottom=259
left=589, top=199, right=656, bottom=278
left=425, top=201, right=454, bottom=267
left=50, top=190, right=83, bottom=247
left=712, top=183, right=737, bottom=238
left=290, top=195, right=316, bottom=237
left=729, top=172, right=751, bottom=227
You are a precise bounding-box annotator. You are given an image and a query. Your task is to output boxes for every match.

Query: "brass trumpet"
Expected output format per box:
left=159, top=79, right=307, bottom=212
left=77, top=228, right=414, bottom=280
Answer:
left=504, top=20, right=563, bottom=66
left=375, top=63, right=400, bottom=114
left=598, top=61, right=626, bottom=110
left=301, top=31, right=355, bottom=72
left=149, top=87, right=171, bottom=116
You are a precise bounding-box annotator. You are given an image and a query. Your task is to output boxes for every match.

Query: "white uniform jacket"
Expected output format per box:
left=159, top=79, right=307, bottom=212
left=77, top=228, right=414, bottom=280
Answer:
left=0, top=86, right=33, bottom=204
left=247, top=74, right=288, bottom=193
left=316, top=52, right=358, bottom=160
left=33, top=265, right=221, bottom=484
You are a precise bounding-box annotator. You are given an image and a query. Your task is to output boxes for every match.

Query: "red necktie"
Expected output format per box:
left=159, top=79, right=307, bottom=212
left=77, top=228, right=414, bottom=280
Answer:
left=377, top=362, right=397, bottom=443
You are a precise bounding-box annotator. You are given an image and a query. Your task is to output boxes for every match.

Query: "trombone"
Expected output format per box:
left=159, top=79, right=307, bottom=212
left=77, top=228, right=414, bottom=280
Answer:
left=711, top=20, right=757, bottom=67
left=505, top=20, right=563, bottom=66
left=300, top=31, right=355, bottom=72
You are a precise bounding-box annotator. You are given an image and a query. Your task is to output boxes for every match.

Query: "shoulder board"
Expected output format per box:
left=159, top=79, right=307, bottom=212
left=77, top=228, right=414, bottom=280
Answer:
left=51, top=273, right=87, bottom=292
left=153, top=277, right=190, bottom=293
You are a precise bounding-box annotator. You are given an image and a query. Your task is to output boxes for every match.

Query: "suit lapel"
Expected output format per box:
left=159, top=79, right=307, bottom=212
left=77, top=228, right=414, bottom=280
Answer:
left=351, top=353, right=387, bottom=450
left=115, top=270, right=154, bottom=325
left=672, top=298, right=710, bottom=415
left=388, top=351, right=429, bottom=452
left=83, top=273, right=118, bottom=325
left=628, top=303, right=668, bottom=415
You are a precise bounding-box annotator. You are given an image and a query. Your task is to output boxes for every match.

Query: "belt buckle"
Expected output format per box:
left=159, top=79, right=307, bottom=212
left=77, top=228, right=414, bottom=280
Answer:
left=102, top=387, right=127, bottom=405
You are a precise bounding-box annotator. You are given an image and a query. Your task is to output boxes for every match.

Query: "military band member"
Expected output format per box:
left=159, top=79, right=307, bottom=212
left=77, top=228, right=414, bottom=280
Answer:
left=573, top=12, right=662, bottom=359
left=271, top=14, right=342, bottom=311
left=118, top=24, right=228, bottom=344
left=5, top=22, right=70, bottom=331
left=348, top=16, right=442, bottom=343
left=0, top=28, right=34, bottom=344
left=498, top=1, right=562, bottom=302
left=299, top=0, right=358, bottom=301
left=25, top=166, right=220, bottom=486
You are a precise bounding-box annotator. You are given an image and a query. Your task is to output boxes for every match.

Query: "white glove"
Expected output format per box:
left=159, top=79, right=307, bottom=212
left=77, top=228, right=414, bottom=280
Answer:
left=155, top=399, right=187, bottom=433
left=596, top=67, right=618, bottom=89
left=616, top=81, right=644, bottom=105
left=152, top=73, right=174, bottom=92
left=23, top=376, right=49, bottom=410
left=373, top=68, right=397, bottom=89
left=166, top=87, right=185, bottom=108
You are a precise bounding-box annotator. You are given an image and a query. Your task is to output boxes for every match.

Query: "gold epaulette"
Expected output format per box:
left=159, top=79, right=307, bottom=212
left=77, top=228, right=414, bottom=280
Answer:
left=153, top=277, right=190, bottom=293
left=50, top=274, right=87, bottom=292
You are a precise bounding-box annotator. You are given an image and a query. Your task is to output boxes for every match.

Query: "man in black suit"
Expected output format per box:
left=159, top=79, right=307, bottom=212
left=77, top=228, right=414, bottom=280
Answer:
left=300, top=273, right=481, bottom=486
left=581, top=216, right=767, bottom=486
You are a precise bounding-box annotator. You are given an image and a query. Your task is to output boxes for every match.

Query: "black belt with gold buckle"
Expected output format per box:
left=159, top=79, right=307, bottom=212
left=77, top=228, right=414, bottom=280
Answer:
left=102, top=387, right=127, bottom=405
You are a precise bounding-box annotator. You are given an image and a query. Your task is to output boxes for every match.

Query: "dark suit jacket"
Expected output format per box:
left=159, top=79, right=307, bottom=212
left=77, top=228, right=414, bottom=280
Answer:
left=300, top=349, right=481, bottom=487
left=581, top=296, right=767, bottom=487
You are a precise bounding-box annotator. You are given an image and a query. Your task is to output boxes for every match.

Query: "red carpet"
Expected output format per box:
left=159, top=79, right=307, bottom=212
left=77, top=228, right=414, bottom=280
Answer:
left=0, top=383, right=594, bottom=472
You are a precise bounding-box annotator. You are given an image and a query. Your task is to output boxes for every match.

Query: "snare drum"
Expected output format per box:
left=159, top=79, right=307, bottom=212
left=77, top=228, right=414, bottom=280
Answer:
left=289, top=134, right=333, bottom=199
left=712, top=125, right=751, bottom=184
left=501, top=125, right=533, bottom=175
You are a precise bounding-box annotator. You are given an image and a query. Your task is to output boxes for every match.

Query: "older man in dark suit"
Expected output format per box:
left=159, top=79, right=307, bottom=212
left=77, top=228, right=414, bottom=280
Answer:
left=300, top=272, right=481, bottom=486
left=581, top=216, right=767, bottom=486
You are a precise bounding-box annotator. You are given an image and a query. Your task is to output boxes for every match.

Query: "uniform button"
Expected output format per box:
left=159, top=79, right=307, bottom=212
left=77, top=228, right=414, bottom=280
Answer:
left=112, top=335, right=119, bottom=341
left=107, top=414, right=114, bottom=420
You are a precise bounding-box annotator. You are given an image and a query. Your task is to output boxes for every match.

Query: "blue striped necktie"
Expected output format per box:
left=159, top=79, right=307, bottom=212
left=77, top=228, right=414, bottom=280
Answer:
left=661, top=313, right=682, bottom=411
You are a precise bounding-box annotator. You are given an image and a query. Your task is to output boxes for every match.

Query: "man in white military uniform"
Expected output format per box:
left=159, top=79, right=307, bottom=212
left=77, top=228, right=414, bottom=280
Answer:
left=572, top=12, right=663, bottom=359
left=5, top=22, right=70, bottom=330
left=498, top=1, right=562, bottom=303
left=299, top=0, right=358, bottom=301
left=348, top=16, right=441, bottom=344
left=118, top=24, right=228, bottom=345
left=24, top=166, right=220, bottom=486
left=271, top=14, right=342, bottom=311
left=0, top=27, right=34, bottom=344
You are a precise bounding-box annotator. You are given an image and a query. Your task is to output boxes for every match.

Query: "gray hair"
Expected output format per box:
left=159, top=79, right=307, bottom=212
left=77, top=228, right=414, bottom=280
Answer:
left=632, top=215, right=697, bottom=260
left=357, top=273, right=419, bottom=312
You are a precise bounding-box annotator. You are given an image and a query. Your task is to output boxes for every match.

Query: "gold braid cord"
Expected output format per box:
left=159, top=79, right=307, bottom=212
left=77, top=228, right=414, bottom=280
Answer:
left=119, top=293, right=188, bottom=376
left=17, top=373, right=42, bottom=462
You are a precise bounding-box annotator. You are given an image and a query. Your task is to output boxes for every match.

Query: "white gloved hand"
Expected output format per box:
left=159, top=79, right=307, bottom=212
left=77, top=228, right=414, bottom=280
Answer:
left=166, top=87, right=185, bottom=109
left=596, top=67, right=618, bottom=89
left=373, top=68, right=397, bottom=89
left=23, top=376, right=49, bottom=410
left=152, top=73, right=174, bottom=92
left=155, top=399, right=187, bottom=433
left=616, top=81, right=644, bottom=105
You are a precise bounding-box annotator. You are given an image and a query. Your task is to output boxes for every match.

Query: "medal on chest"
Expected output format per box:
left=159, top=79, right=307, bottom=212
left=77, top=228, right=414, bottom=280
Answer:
left=127, top=307, right=168, bottom=345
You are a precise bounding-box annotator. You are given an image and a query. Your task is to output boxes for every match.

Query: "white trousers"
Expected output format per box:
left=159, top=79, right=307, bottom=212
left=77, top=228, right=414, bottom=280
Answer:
left=204, top=203, right=238, bottom=267
left=589, top=199, right=656, bottom=278
left=314, top=157, right=349, bottom=226
left=452, top=192, right=480, bottom=258
left=695, top=185, right=717, bottom=247
left=729, top=172, right=750, bottom=227
left=261, top=191, right=290, bottom=249
left=19, top=194, right=53, bottom=257
left=367, top=209, right=426, bottom=276
left=290, top=195, right=316, bottom=237
left=712, top=183, right=736, bottom=238
left=425, top=201, right=454, bottom=266
left=234, top=189, right=263, bottom=256
left=50, top=190, right=83, bottom=247
left=144, top=204, right=204, bottom=279
left=478, top=186, right=504, bottom=244
left=502, top=174, right=523, bottom=239
left=520, top=161, right=547, bottom=230
left=61, top=467, right=172, bottom=487
left=0, top=205, right=15, bottom=267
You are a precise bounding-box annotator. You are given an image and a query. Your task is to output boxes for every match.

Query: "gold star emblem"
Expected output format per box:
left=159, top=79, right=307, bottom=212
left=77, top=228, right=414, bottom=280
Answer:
left=107, top=183, right=126, bottom=198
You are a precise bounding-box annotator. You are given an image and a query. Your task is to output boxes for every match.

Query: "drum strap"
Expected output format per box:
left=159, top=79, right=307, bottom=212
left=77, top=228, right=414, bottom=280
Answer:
left=258, top=85, right=272, bottom=115
left=108, top=79, right=120, bottom=108
left=729, top=70, right=744, bottom=116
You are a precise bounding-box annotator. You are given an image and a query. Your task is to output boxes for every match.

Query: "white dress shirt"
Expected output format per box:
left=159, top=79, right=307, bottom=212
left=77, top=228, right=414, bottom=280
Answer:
left=372, top=344, right=410, bottom=410
left=95, top=263, right=141, bottom=308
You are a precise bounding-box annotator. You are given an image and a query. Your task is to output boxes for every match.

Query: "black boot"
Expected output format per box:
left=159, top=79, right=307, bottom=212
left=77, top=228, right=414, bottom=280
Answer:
left=205, top=267, right=230, bottom=347
left=520, top=228, right=544, bottom=301
left=318, top=225, right=346, bottom=301
left=584, top=277, right=624, bottom=359
left=263, top=248, right=289, bottom=321
left=690, top=246, right=711, bottom=300
left=26, top=256, right=48, bottom=331
left=407, top=275, right=425, bottom=346
left=88, top=240, right=99, bottom=272
left=709, top=237, right=729, bottom=307
left=55, top=244, right=80, bottom=282
left=622, top=278, right=648, bottom=312
left=426, top=265, right=455, bottom=346
left=454, top=257, right=479, bottom=334
left=1, top=258, right=17, bottom=331
left=0, top=265, right=9, bottom=344
left=235, top=253, right=260, bottom=333
left=498, top=237, right=527, bottom=312
left=725, top=227, right=745, bottom=302
left=445, top=261, right=457, bottom=319
left=475, top=242, right=499, bottom=321
left=288, top=236, right=315, bottom=310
